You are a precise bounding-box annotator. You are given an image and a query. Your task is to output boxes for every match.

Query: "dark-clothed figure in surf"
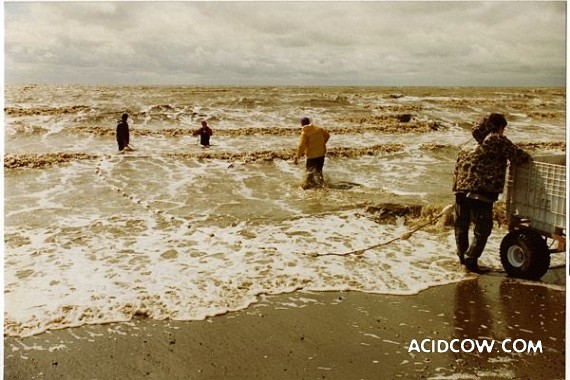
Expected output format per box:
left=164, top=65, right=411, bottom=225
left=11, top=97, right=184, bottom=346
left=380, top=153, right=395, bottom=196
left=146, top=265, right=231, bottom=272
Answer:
left=194, top=120, right=213, bottom=147
left=116, top=113, right=130, bottom=151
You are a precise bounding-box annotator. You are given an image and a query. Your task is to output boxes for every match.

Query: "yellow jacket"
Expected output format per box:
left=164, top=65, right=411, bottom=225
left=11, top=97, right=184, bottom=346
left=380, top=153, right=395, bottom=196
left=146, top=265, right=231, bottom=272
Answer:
left=296, top=124, right=330, bottom=160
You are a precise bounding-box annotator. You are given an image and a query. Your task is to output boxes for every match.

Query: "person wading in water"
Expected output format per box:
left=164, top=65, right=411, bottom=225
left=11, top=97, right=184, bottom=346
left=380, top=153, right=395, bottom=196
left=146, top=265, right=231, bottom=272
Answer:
left=193, top=120, right=213, bottom=147
left=294, top=117, right=330, bottom=189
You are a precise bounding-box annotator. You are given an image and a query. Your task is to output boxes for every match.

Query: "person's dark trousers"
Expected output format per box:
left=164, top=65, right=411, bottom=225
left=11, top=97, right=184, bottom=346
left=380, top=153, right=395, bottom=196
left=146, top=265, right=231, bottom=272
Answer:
left=454, top=193, right=494, bottom=260
left=304, top=156, right=325, bottom=188
left=200, top=134, right=210, bottom=146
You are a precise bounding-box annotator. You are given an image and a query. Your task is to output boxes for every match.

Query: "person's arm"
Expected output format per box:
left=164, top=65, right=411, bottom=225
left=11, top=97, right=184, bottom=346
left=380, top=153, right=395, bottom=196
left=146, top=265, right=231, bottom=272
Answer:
left=501, top=136, right=532, bottom=164
left=294, top=133, right=307, bottom=164
left=323, top=129, right=330, bottom=144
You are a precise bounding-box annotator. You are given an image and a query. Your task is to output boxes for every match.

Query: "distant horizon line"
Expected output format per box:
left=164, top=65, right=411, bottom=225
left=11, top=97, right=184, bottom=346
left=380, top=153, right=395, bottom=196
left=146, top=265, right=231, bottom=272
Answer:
left=5, top=82, right=566, bottom=88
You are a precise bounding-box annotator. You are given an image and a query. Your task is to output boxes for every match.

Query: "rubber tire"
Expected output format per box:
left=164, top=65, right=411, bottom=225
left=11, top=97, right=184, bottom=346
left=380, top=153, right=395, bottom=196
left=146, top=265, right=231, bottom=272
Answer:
left=500, top=229, right=551, bottom=280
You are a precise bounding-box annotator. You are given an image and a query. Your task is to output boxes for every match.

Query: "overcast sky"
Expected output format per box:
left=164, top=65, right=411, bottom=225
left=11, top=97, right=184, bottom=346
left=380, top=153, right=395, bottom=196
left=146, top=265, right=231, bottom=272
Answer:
left=3, top=1, right=567, bottom=86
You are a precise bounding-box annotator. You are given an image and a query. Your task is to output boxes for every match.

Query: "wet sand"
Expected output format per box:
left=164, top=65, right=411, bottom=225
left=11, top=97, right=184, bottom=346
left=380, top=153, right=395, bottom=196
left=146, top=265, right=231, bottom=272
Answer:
left=4, top=268, right=565, bottom=380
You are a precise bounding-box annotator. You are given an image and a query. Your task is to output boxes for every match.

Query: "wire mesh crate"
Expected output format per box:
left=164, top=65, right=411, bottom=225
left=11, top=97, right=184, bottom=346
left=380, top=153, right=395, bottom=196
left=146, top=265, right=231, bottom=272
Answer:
left=505, top=154, right=566, bottom=235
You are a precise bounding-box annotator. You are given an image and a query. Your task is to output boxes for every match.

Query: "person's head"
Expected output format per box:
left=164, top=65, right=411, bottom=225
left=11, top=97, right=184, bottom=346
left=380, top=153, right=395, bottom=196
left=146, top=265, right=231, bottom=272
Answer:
left=300, top=117, right=311, bottom=126
left=202, top=120, right=208, bottom=127
left=488, top=113, right=507, bottom=133
left=122, top=113, right=129, bottom=121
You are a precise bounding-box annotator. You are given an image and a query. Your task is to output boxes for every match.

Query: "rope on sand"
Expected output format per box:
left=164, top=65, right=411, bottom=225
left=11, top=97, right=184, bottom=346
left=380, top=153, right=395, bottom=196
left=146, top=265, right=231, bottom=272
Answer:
left=304, top=204, right=455, bottom=257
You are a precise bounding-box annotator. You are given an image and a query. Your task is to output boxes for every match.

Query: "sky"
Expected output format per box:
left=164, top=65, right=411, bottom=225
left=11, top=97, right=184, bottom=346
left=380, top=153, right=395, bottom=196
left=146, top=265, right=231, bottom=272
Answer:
left=3, top=1, right=567, bottom=86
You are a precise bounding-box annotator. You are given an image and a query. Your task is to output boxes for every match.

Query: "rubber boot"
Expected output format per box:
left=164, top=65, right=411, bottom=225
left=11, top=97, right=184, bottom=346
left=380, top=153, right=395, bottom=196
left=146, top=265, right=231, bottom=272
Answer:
left=465, top=258, right=490, bottom=274
left=456, top=251, right=466, bottom=265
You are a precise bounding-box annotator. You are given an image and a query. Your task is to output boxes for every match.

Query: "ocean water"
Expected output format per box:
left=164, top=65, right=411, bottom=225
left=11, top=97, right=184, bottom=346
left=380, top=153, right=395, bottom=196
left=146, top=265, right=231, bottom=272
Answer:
left=3, top=85, right=566, bottom=337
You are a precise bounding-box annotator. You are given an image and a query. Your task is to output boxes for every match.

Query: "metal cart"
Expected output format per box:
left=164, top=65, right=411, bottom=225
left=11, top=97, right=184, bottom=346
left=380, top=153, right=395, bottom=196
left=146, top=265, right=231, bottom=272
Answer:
left=500, top=154, right=566, bottom=279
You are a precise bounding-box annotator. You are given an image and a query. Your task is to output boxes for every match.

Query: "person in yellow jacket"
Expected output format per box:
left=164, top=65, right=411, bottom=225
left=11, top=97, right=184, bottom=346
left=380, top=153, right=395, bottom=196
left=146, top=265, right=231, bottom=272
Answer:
left=293, top=117, right=330, bottom=189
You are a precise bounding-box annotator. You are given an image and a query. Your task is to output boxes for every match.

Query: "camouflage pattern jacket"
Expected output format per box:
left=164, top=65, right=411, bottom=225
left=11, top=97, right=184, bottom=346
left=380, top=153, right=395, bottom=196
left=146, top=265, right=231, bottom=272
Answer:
left=453, top=121, right=531, bottom=198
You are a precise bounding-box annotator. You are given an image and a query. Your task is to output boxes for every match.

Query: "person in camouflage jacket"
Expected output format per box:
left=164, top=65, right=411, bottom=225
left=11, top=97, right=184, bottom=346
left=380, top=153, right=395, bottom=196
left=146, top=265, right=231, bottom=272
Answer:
left=452, top=113, right=531, bottom=273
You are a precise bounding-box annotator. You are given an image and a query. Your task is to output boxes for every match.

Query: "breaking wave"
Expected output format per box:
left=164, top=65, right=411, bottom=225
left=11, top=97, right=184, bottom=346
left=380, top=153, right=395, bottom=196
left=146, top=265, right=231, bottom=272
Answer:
left=4, top=141, right=564, bottom=169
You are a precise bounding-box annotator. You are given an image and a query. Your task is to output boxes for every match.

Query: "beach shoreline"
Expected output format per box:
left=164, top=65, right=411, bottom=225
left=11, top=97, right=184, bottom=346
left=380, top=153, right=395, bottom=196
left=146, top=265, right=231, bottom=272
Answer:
left=4, top=269, right=565, bottom=380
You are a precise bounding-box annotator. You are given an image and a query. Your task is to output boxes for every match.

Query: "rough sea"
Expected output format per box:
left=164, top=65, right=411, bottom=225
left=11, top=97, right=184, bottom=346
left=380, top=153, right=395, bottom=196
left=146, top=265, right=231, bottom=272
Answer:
left=3, top=85, right=566, bottom=337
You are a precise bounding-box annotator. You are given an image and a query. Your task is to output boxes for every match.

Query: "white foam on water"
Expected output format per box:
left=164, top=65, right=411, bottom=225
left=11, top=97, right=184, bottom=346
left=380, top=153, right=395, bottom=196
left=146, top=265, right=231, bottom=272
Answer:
left=8, top=191, right=562, bottom=338
left=4, top=85, right=566, bottom=338
left=5, top=203, right=472, bottom=337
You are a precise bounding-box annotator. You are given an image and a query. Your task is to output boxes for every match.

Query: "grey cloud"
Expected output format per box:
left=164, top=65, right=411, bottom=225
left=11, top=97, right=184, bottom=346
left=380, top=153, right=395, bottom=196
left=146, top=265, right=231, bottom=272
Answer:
left=4, top=1, right=566, bottom=86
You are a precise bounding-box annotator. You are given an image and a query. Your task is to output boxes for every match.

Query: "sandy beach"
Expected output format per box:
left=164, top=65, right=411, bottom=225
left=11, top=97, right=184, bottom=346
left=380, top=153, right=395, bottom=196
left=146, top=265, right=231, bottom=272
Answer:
left=4, top=267, right=565, bottom=380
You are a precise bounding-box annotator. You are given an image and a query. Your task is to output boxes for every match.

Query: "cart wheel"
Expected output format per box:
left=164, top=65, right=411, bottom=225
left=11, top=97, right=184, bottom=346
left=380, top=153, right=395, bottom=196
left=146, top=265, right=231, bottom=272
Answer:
left=500, top=229, right=550, bottom=280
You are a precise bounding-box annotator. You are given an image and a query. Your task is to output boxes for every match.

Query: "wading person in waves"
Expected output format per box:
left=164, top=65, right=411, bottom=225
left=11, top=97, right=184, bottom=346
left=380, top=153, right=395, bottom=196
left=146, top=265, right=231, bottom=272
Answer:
left=293, top=116, right=330, bottom=189
left=452, top=113, right=531, bottom=273
left=193, top=120, right=213, bottom=147
left=116, top=113, right=131, bottom=152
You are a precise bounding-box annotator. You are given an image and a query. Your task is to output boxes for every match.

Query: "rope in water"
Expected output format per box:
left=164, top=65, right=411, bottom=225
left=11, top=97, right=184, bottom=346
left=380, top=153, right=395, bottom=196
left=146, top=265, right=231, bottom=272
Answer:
left=95, top=152, right=457, bottom=255
left=304, top=204, right=455, bottom=257
left=302, top=138, right=467, bottom=257
left=95, top=154, right=173, bottom=219
left=94, top=154, right=213, bottom=237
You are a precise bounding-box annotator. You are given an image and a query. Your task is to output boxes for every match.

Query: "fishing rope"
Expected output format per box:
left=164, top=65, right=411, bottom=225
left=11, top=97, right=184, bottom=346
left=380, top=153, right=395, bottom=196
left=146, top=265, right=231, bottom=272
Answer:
left=299, top=132, right=468, bottom=257
left=301, top=137, right=467, bottom=257
left=304, top=204, right=455, bottom=257
left=94, top=154, right=211, bottom=236
left=89, top=133, right=489, bottom=257
left=95, top=155, right=174, bottom=219
left=94, top=149, right=458, bottom=257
